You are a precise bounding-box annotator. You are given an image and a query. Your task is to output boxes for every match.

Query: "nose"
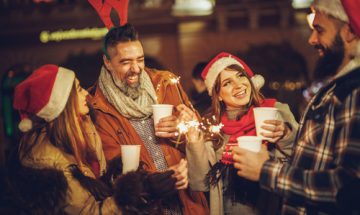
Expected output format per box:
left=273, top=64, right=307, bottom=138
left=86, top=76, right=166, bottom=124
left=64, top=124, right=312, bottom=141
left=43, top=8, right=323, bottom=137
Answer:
left=233, top=77, right=245, bottom=88
left=308, top=30, right=318, bottom=46
left=83, top=89, right=89, bottom=96
left=130, top=62, right=141, bottom=74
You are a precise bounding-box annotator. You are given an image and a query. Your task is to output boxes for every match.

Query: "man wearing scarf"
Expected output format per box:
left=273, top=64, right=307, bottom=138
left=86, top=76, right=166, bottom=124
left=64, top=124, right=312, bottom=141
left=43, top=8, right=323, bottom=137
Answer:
left=88, top=24, right=208, bottom=215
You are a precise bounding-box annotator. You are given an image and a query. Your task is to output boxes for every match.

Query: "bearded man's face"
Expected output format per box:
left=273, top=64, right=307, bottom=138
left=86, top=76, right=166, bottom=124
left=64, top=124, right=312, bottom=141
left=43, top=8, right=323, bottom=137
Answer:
left=308, top=11, right=345, bottom=80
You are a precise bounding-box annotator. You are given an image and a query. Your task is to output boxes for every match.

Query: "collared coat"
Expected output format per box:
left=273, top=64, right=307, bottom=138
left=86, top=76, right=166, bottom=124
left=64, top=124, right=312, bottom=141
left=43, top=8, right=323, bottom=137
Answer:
left=89, top=68, right=209, bottom=215
left=186, top=102, right=299, bottom=215
left=20, top=120, right=120, bottom=214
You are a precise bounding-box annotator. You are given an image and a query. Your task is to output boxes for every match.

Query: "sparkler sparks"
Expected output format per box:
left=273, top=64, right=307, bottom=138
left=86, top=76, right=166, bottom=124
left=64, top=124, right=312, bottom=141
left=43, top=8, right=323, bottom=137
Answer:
left=176, top=115, right=223, bottom=140
left=209, top=123, right=224, bottom=134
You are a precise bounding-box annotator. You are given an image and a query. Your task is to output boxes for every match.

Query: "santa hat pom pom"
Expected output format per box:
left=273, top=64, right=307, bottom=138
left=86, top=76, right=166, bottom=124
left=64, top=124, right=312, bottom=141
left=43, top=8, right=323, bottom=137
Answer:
left=251, top=74, right=265, bottom=90
left=19, top=118, right=33, bottom=132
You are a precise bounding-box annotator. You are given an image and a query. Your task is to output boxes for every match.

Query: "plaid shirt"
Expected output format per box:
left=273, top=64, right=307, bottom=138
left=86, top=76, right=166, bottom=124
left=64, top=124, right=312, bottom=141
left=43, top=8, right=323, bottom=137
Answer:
left=259, top=68, right=360, bottom=215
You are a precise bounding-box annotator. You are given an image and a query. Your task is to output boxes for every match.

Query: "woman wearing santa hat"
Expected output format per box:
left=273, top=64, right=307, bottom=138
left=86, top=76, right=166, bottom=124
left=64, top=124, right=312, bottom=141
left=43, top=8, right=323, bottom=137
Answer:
left=178, top=52, right=298, bottom=215
left=6, top=64, right=178, bottom=214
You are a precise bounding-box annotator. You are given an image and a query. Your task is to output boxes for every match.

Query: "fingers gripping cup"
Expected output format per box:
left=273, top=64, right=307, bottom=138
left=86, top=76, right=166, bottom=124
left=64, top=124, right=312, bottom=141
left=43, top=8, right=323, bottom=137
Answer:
left=237, top=136, right=262, bottom=153
left=152, top=104, right=173, bottom=134
left=253, top=107, right=282, bottom=140
left=121, top=145, right=141, bottom=174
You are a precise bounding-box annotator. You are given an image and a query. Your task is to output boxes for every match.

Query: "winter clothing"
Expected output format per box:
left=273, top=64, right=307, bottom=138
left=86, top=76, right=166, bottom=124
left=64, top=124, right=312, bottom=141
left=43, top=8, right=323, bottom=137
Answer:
left=186, top=102, right=298, bottom=215
left=89, top=68, right=209, bottom=215
left=260, top=58, right=360, bottom=214
left=13, top=65, right=75, bottom=132
left=201, top=52, right=264, bottom=95
left=19, top=121, right=120, bottom=214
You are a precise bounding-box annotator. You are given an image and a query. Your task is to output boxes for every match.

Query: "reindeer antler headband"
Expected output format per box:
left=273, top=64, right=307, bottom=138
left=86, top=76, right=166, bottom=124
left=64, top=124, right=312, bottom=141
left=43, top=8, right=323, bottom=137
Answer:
left=88, top=0, right=129, bottom=29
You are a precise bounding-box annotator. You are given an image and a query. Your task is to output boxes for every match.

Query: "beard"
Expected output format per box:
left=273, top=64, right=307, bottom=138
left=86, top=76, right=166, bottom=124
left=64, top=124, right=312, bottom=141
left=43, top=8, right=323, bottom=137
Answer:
left=114, top=71, right=143, bottom=100
left=313, top=33, right=345, bottom=81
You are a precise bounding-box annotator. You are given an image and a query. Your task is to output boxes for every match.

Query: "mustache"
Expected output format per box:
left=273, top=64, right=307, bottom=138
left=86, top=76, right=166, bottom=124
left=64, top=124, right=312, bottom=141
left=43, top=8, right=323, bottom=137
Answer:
left=314, top=44, right=325, bottom=51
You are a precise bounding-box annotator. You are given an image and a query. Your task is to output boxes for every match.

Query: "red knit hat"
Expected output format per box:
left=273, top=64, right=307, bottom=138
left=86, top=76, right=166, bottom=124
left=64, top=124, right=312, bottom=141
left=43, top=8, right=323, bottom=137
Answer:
left=201, top=52, right=264, bottom=96
left=13, top=64, right=75, bottom=132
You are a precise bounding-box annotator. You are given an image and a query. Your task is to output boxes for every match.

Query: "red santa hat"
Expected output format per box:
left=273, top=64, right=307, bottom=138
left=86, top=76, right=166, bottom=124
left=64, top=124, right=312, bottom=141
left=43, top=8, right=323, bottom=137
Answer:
left=310, top=0, right=360, bottom=56
left=312, top=0, right=349, bottom=23
left=13, top=64, right=75, bottom=132
left=201, top=52, right=264, bottom=96
left=341, top=0, right=360, bottom=37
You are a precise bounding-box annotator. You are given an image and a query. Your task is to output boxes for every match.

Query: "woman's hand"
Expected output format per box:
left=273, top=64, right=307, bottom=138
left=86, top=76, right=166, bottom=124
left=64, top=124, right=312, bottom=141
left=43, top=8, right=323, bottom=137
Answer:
left=260, top=120, right=290, bottom=143
left=176, top=104, right=203, bottom=142
left=168, top=159, right=188, bottom=190
left=176, top=104, right=197, bottom=122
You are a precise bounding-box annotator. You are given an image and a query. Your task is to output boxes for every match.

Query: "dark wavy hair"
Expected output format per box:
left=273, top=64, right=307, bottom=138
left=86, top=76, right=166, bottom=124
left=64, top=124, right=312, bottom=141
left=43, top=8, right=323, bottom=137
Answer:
left=103, top=23, right=139, bottom=59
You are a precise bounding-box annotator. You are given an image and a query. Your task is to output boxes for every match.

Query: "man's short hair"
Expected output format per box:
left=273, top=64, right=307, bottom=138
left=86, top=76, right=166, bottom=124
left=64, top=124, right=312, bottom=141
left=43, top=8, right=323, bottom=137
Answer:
left=103, top=24, right=139, bottom=59
left=192, top=62, right=207, bottom=80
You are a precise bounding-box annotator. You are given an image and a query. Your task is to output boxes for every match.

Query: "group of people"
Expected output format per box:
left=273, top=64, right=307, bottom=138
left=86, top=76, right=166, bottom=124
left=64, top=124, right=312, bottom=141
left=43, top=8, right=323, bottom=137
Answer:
left=1, top=0, right=359, bottom=214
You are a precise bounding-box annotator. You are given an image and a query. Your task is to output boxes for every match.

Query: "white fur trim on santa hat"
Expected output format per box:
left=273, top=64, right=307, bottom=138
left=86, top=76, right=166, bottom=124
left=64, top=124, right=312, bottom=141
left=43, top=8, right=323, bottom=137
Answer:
left=18, top=118, right=33, bottom=132
left=251, top=74, right=265, bottom=91
left=204, top=56, right=265, bottom=95
left=36, top=67, right=75, bottom=122
left=205, top=56, right=243, bottom=95
left=312, top=0, right=349, bottom=23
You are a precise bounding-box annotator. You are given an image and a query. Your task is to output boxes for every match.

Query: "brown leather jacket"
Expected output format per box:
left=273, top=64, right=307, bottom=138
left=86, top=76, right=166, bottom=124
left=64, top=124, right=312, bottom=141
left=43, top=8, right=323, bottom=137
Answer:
left=89, top=68, right=209, bottom=215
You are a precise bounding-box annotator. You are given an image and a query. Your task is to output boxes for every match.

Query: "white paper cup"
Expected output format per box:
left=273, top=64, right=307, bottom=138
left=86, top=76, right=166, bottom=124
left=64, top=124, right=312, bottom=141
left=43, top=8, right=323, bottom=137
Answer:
left=121, top=145, right=141, bottom=174
left=253, top=107, right=282, bottom=140
left=152, top=104, right=174, bottom=125
left=237, top=136, right=262, bottom=153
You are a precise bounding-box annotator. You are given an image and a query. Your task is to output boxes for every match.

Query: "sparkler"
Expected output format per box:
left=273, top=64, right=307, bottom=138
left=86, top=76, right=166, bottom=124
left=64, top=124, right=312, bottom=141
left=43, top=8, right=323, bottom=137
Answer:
left=168, top=76, right=223, bottom=144
left=174, top=116, right=224, bottom=146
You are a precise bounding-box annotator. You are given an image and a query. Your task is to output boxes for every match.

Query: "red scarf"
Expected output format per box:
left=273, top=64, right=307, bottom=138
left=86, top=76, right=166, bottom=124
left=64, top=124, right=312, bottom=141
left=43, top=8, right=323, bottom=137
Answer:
left=221, top=99, right=276, bottom=143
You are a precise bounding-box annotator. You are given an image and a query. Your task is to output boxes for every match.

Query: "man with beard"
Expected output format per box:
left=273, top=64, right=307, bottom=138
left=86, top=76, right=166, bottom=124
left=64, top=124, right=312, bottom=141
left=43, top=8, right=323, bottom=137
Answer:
left=231, top=0, right=360, bottom=214
left=88, top=24, right=208, bottom=215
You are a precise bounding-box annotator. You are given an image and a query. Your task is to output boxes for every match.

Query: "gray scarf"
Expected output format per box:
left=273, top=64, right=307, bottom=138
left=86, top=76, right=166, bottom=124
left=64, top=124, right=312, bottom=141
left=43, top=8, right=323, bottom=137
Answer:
left=98, top=66, right=157, bottom=119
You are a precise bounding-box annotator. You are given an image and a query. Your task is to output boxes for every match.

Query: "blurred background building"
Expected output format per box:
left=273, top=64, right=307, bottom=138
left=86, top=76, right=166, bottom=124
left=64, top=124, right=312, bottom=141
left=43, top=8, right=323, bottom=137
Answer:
left=1, top=0, right=317, bottom=146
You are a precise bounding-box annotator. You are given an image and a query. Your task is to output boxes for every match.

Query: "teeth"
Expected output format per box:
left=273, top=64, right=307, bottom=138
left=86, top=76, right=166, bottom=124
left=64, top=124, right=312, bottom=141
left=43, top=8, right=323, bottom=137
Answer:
left=235, top=90, right=245, bottom=96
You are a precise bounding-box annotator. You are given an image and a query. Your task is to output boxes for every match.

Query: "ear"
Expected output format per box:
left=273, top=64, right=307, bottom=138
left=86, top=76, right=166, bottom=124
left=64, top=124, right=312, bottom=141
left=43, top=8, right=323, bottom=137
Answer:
left=219, top=96, right=223, bottom=101
left=343, top=24, right=357, bottom=43
left=103, top=55, right=112, bottom=71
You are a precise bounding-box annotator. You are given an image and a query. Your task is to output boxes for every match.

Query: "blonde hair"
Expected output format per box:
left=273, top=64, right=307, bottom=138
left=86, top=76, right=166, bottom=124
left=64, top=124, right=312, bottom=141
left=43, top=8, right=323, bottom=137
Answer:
left=20, top=82, right=97, bottom=173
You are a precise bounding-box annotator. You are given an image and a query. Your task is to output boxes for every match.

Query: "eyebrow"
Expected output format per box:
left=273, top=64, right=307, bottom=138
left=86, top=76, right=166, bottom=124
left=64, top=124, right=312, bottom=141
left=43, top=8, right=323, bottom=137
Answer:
left=119, top=55, right=145, bottom=63
left=221, top=72, right=243, bottom=84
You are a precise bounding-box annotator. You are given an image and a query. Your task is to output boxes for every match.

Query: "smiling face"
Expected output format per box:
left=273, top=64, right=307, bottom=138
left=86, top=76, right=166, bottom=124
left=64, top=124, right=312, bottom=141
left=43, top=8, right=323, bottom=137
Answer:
left=308, top=11, right=346, bottom=79
left=103, top=40, right=145, bottom=87
left=75, top=79, right=89, bottom=116
left=218, top=68, right=252, bottom=110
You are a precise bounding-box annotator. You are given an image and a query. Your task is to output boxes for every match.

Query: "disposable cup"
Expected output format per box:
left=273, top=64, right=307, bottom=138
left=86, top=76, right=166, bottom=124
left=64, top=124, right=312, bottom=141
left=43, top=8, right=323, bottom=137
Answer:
left=152, top=104, right=173, bottom=125
left=253, top=107, right=282, bottom=140
left=121, top=145, right=141, bottom=174
left=237, top=136, right=262, bottom=153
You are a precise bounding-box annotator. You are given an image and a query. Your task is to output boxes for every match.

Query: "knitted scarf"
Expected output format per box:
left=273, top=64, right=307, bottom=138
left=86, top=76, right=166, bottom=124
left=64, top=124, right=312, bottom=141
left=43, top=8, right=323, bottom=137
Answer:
left=98, top=66, right=157, bottom=119
left=221, top=98, right=277, bottom=143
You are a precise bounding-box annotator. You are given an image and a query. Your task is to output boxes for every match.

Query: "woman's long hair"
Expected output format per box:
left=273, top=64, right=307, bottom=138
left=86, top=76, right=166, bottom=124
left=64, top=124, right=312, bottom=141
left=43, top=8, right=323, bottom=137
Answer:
left=19, top=82, right=97, bottom=174
left=207, top=64, right=264, bottom=149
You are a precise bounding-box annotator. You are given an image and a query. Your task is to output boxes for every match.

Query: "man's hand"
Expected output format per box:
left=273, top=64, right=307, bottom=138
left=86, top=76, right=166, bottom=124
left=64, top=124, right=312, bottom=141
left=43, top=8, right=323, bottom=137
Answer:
left=155, top=115, right=179, bottom=138
left=168, top=159, right=188, bottom=190
left=232, top=145, right=270, bottom=181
